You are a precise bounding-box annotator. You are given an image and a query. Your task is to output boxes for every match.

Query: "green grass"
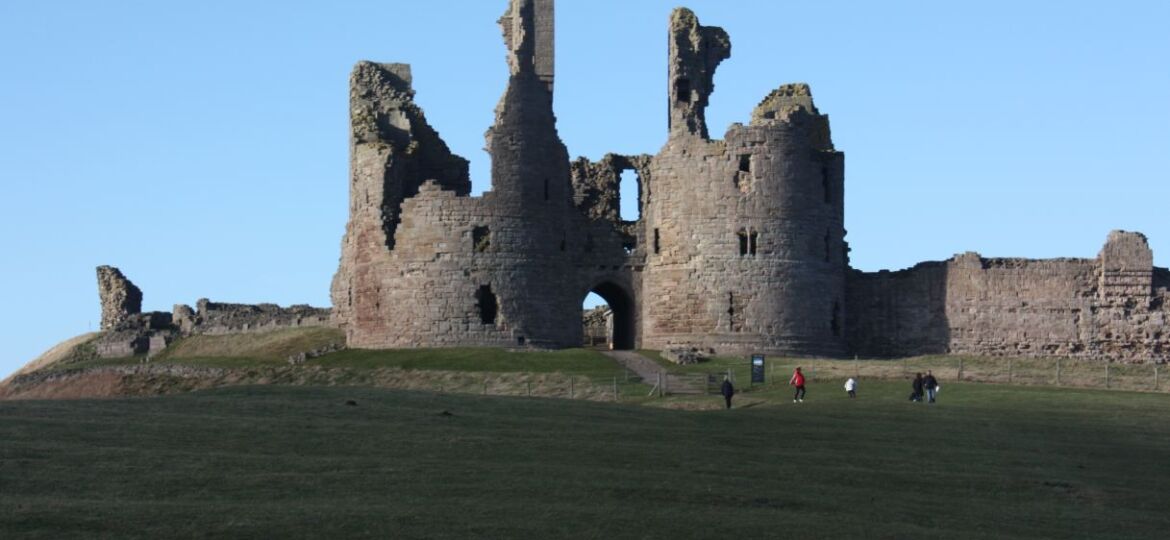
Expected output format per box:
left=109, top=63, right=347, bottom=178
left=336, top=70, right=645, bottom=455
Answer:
left=1, top=383, right=1168, bottom=538
left=311, top=347, right=629, bottom=379
left=155, top=327, right=345, bottom=365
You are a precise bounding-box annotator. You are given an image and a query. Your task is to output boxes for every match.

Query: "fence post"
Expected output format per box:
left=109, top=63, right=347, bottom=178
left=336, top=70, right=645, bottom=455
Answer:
left=526, top=381, right=531, bottom=397
left=570, top=377, right=576, bottom=399
left=1155, top=366, right=1160, bottom=392
left=855, top=358, right=860, bottom=379
left=1056, top=359, right=1061, bottom=386
left=613, top=377, right=619, bottom=402
left=483, top=377, right=488, bottom=395
left=1105, top=363, right=1110, bottom=389
left=1008, top=358, right=1013, bottom=385
left=958, top=358, right=964, bottom=381
left=657, top=373, right=663, bottom=397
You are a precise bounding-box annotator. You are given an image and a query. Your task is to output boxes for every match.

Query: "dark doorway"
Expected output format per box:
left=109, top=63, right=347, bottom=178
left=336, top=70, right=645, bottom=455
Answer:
left=581, top=282, right=636, bottom=350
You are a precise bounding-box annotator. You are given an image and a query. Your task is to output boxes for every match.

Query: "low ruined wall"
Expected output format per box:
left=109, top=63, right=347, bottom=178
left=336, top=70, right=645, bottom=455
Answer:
left=176, top=299, right=332, bottom=336
left=847, top=235, right=1170, bottom=363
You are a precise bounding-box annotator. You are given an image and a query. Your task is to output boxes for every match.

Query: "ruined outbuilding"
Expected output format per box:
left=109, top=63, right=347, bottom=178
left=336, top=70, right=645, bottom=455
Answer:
left=328, top=0, right=1170, bottom=362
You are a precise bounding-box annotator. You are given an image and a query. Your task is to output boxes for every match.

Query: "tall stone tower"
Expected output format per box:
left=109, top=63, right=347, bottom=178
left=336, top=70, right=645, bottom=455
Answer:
left=332, top=1, right=848, bottom=357
left=639, top=9, right=848, bottom=356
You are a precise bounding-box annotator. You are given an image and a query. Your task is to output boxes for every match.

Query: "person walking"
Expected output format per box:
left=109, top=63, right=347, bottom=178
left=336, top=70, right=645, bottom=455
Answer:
left=720, top=376, right=735, bottom=409
left=910, top=372, right=924, bottom=402
left=790, top=367, right=806, bottom=403
left=844, top=377, right=857, bottom=398
left=923, top=370, right=939, bottom=404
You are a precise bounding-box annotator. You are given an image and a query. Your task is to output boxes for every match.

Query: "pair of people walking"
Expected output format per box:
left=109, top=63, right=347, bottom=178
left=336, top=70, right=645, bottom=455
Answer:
left=911, top=370, right=939, bottom=403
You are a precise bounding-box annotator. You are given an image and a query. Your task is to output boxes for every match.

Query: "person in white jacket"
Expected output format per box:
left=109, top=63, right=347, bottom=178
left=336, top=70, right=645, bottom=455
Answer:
left=844, top=377, right=857, bottom=398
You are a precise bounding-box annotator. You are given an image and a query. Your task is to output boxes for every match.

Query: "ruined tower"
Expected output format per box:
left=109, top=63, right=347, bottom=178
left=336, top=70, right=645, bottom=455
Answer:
left=332, top=0, right=629, bottom=350
left=331, top=1, right=850, bottom=357
left=639, top=9, right=848, bottom=356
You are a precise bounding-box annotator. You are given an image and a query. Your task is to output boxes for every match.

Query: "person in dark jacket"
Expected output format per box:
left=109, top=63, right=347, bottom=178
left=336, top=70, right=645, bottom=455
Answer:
left=910, top=373, right=924, bottom=402
left=923, top=370, right=939, bottom=404
left=720, top=377, right=735, bottom=409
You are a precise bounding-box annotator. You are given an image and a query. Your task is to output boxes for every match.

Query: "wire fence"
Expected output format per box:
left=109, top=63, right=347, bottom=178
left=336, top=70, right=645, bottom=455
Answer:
left=711, top=356, right=1168, bottom=395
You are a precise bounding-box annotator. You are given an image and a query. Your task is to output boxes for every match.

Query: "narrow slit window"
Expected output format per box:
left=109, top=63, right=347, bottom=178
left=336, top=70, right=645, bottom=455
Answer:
left=738, top=154, right=751, bottom=173
left=749, top=231, right=759, bottom=256
left=822, top=166, right=832, bottom=204
left=737, top=229, right=748, bottom=256
left=727, top=292, right=735, bottom=332
left=653, top=228, right=660, bottom=254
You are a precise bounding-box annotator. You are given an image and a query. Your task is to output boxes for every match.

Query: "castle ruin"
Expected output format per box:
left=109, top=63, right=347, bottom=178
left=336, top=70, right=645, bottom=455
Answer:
left=327, top=0, right=1170, bottom=362
left=84, top=1, right=1168, bottom=364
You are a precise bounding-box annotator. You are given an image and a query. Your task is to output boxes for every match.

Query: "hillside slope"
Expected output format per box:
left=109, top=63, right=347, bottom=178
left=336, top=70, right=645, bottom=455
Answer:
left=1, top=384, right=1168, bottom=538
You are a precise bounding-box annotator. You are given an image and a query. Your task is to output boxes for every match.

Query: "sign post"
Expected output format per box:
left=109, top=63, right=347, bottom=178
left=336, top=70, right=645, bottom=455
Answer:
left=751, top=354, right=766, bottom=386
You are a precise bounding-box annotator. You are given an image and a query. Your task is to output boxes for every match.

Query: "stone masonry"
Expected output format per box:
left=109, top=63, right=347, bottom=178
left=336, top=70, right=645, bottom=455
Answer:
left=323, top=1, right=1167, bottom=362
left=97, top=265, right=142, bottom=331
left=91, top=267, right=331, bottom=359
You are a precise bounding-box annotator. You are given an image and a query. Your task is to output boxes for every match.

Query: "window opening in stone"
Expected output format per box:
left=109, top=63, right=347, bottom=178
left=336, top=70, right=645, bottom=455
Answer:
left=517, top=336, right=526, bottom=346
left=560, top=234, right=567, bottom=252
left=734, top=154, right=752, bottom=194
left=582, top=283, right=635, bottom=350
left=619, top=169, right=640, bottom=221
left=675, top=78, right=691, bottom=103
left=476, top=285, right=498, bottom=325
left=623, top=241, right=635, bottom=255
left=473, top=226, right=490, bottom=252
left=831, top=301, right=841, bottom=337
left=653, top=228, right=660, bottom=254
left=727, top=292, right=735, bottom=332
left=749, top=231, right=759, bottom=256
left=737, top=229, right=748, bottom=256
left=822, top=166, right=832, bottom=204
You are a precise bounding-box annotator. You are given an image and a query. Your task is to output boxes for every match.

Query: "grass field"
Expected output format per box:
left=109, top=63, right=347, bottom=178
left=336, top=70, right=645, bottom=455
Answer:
left=2, top=381, right=1168, bottom=538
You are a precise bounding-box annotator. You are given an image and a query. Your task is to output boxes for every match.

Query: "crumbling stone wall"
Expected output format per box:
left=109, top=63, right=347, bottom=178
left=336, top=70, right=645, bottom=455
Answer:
left=170, top=299, right=331, bottom=336
left=847, top=232, right=1169, bottom=362
left=332, top=0, right=642, bottom=351
left=90, top=266, right=332, bottom=359
left=97, top=266, right=142, bottom=330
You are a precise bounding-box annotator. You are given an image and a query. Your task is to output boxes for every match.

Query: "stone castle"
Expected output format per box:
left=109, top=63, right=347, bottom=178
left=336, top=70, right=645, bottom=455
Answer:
left=91, top=1, right=1169, bottom=363
left=327, top=0, right=1168, bottom=361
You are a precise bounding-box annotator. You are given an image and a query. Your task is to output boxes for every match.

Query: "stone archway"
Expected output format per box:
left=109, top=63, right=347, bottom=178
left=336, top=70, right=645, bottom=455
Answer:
left=584, top=281, right=636, bottom=350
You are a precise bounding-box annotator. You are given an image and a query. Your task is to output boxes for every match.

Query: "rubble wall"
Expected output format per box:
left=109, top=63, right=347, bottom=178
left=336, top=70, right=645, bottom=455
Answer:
left=847, top=232, right=1170, bottom=362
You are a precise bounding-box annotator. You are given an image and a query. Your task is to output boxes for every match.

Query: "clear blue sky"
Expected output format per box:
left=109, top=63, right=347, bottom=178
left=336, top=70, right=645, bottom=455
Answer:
left=1, top=1, right=1167, bottom=377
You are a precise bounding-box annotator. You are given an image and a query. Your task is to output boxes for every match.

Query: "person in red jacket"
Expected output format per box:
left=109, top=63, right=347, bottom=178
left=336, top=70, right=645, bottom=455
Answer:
left=789, top=367, right=806, bottom=403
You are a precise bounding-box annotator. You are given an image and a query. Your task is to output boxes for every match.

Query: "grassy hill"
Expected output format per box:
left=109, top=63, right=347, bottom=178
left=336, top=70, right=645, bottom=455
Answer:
left=1, top=381, right=1168, bottom=539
